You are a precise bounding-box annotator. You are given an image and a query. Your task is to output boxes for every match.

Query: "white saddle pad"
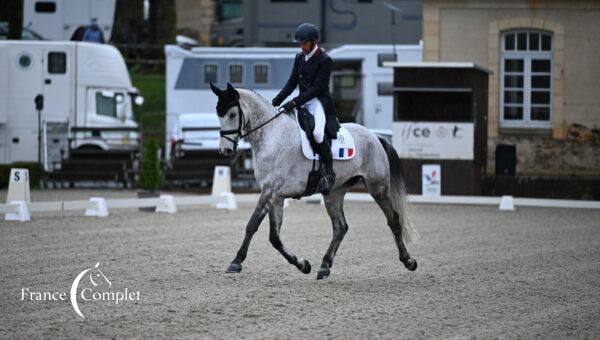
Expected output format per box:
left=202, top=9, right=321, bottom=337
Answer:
left=295, top=115, right=355, bottom=161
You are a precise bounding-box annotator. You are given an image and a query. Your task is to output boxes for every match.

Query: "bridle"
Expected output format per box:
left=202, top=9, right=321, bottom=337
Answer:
left=218, top=99, right=288, bottom=151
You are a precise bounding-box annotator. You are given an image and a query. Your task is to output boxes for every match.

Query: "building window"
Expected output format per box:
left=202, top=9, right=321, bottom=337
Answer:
left=254, top=64, right=269, bottom=84
left=500, top=30, right=552, bottom=128
left=228, top=63, right=243, bottom=84
left=203, top=64, right=218, bottom=83
left=48, top=52, right=66, bottom=74
left=35, top=1, right=56, bottom=13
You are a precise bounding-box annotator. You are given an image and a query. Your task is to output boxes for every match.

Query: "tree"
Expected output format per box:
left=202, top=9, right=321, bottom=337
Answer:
left=148, top=0, right=176, bottom=44
left=112, top=0, right=145, bottom=44
left=4, top=0, right=24, bottom=40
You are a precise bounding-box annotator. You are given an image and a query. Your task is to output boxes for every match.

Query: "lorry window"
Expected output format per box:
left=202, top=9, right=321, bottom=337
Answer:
left=48, top=52, right=66, bottom=74
left=228, top=64, right=243, bottom=83
left=216, top=0, right=242, bottom=22
left=204, top=64, right=218, bottom=83
left=254, top=64, right=269, bottom=84
left=96, top=92, right=118, bottom=117
left=35, top=1, right=56, bottom=13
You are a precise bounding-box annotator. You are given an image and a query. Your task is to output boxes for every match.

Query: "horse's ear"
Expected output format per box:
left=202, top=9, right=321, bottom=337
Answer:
left=209, top=82, right=222, bottom=96
left=226, top=82, right=240, bottom=99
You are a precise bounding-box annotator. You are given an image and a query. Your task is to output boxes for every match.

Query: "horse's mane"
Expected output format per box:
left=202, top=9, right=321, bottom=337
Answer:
left=238, top=88, right=289, bottom=121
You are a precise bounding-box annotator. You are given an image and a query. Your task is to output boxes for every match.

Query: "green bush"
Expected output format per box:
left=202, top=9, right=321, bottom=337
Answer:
left=138, top=140, right=163, bottom=192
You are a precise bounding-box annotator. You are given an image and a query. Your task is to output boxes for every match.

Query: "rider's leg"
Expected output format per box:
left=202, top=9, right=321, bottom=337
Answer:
left=304, top=99, right=336, bottom=194
left=307, top=99, right=326, bottom=144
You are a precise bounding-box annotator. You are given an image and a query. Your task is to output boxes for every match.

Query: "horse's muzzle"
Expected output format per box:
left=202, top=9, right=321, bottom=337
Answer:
left=220, top=147, right=235, bottom=157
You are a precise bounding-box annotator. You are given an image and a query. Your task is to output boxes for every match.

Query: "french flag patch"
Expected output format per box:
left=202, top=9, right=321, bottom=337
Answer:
left=338, top=148, right=354, bottom=158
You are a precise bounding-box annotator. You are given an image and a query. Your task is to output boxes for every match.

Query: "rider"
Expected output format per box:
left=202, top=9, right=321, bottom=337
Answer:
left=272, top=23, right=340, bottom=195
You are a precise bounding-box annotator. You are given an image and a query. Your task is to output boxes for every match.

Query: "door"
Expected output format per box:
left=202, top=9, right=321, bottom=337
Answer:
left=42, top=48, right=73, bottom=122
left=7, top=45, right=44, bottom=163
left=62, top=0, right=91, bottom=39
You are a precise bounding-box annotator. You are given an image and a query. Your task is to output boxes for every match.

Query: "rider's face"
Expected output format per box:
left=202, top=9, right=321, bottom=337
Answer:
left=299, top=40, right=314, bottom=54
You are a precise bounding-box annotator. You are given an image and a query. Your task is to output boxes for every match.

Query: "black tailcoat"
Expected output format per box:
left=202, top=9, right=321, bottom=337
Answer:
left=274, top=48, right=340, bottom=138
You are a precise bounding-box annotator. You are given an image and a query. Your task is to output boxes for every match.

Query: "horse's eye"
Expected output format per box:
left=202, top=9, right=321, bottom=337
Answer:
left=229, top=113, right=236, bottom=119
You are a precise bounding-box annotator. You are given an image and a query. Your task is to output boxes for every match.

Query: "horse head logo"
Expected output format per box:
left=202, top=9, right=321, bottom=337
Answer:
left=70, top=262, right=110, bottom=319
left=89, top=262, right=111, bottom=287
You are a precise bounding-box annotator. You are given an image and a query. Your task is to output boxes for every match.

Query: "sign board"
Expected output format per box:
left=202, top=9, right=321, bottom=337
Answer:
left=393, top=122, right=474, bottom=160
left=422, top=164, right=441, bottom=196
left=6, top=168, right=31, bottom=203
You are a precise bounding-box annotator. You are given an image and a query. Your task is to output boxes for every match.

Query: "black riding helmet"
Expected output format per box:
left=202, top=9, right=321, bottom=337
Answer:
left=294, top=23, right=319, bottom=43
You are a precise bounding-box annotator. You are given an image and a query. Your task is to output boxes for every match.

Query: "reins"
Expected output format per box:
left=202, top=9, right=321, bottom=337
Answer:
left=219, top=101, right=289, bottom=150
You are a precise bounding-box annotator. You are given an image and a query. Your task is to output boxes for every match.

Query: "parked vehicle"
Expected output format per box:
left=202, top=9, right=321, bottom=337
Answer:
left=22, top=0, right=116, bottom=41
left=0, top=41, right=142, bottom=172
left=164, top=43, right=422, bottom=161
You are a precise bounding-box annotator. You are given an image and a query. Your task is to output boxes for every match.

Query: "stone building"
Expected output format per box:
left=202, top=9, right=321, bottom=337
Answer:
left=422, top=0, right=600, bottom=177
left=175, top=0, right=215, bottom=46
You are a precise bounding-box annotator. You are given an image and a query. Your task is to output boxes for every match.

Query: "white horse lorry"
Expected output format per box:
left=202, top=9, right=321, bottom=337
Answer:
left=164, top=43, right=422, bottom=187
left=23, top=0, right=116, bottom=41
left=0, top=41, right=142, bottom=186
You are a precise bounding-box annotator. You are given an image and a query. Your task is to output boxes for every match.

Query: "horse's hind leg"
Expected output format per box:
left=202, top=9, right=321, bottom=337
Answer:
left=367, top=183, right=417, bottom=271
left=317, top=188, right=350, bottom=280
left=268, top=197, right=312, bottom=274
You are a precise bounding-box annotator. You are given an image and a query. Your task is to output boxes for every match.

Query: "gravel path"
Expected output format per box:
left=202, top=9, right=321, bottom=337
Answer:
left=1, top=190, right=599, bottom=339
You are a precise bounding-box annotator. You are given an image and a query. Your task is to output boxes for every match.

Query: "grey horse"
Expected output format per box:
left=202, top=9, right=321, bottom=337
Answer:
left=210, top=82, right=417, bottom=280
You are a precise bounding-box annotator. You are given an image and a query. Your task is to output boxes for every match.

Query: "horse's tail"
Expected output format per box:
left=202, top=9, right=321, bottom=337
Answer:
left=377, top=137, right=417, bottom=244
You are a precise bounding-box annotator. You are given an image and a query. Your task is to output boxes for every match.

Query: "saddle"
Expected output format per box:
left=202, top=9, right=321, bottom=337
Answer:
left=292, top=108, right=355, bottom=199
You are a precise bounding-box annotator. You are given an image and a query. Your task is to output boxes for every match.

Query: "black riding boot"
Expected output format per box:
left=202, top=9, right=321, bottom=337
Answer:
left=316, top=138, right=336, bottom=195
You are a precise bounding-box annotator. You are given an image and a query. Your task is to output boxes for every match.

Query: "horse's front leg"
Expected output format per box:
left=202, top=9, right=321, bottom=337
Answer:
left=268, top=196, right=312, bottom=274
left=225, top=190, right=272, bottom=273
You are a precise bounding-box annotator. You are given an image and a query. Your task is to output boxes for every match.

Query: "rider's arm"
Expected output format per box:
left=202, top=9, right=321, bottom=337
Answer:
left=273, top=54, right=300, bottom=105
left=292, top=56, right=331, bottom=107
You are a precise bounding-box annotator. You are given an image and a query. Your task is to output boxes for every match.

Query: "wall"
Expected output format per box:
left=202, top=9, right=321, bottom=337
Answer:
left=423, top=0, right=600, bottom=176
left=175, top=0, right=214, bottom=46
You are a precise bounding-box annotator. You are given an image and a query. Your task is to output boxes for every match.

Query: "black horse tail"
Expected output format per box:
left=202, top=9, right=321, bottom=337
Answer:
left=378, top=137, right=416, bottom=244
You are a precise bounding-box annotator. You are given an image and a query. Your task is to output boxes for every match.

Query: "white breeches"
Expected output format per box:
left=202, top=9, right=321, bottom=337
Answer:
left=302, top=98, right=326, bottom=143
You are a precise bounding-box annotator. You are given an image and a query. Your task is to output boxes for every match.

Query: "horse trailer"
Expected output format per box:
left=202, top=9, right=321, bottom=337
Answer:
left=0, top=41, right=142, bottom=184
left=164, top=43, right=421, bottom=186
left=22, top=0, right=116, bottom=41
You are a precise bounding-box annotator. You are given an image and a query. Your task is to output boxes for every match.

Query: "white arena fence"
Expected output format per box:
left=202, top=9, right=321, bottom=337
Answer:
left=2, top=167, right=599, bottom=222
left=2, top=192, right=600, bottom=223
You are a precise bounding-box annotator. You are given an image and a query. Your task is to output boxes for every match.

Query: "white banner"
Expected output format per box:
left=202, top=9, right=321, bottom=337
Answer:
left=392, top=122, right=474, bottom=160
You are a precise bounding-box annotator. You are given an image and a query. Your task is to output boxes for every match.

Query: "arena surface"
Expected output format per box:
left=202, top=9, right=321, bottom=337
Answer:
left=1, top=189, right=599, bottom=338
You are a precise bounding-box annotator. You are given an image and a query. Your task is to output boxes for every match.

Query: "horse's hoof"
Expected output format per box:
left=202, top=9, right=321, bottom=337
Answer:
left=316, top=268, right=330, bottom=280
left=225, top=262, right=242, bottom=273
left=404, top=258, right=417, bottom=271
left=298, top=258, right=311, bottom=274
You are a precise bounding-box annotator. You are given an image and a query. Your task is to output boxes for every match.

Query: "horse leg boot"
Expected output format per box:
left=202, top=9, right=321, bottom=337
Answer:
left=317, top=138, right=335, bottom=195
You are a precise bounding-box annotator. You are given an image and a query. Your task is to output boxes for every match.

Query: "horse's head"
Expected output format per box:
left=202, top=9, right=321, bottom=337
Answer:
left=210, top=82, right=244, bottom=156
left=88, top=262, right=111, bottom=287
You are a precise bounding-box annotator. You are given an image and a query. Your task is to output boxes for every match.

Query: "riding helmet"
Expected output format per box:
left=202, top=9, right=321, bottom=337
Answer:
left=294, top=23, right=320, bottom=43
